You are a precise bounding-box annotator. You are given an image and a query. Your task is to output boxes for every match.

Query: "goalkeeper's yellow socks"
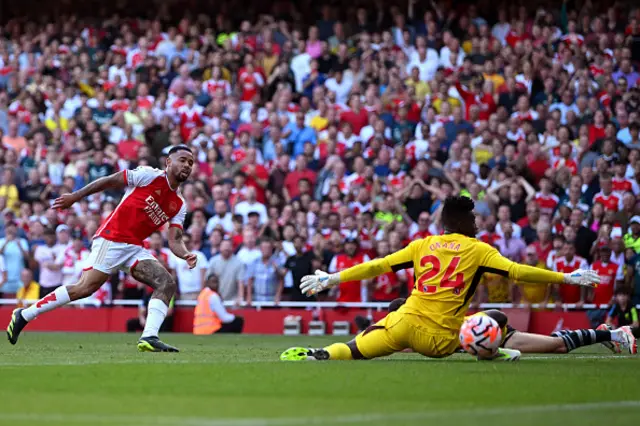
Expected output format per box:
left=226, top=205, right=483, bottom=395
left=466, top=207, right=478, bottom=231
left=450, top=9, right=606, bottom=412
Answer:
left=324, top=343, right=353, bottom=360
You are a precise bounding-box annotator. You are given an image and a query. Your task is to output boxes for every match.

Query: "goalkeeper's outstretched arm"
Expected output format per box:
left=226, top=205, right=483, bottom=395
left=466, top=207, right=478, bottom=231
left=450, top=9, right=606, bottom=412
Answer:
left=482, top=247, right=599, bottom=287
left=300, top=243, right=416, bottom=296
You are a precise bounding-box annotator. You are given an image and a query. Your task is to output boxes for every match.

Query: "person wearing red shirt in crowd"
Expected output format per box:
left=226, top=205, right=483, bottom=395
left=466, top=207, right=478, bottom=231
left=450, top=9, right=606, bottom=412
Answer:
left=238, top=62, right=264, bottom=102
left=340, top=94, right=369, bottom=136
left=552, top=242, right=589, bottom=305
left=530, top=222, right=554, bottom=262
left=240, top=148, right=269, bottom=204
left=612, top=161, right=640, bottom=196
left=588, top=110, right=607, bottom=145
left=370, top=240, right=406, bottom=302
left=591, top=243, right=623, bottom=307
left=117, top=126, right=144, bottom=162
left=328, top=238, right=370, bottom=302
left=454, top=76, right=496, bottom=121
left=177, top=94, right=204, bottom=142
left=534, top=177, right=559, bottom=216
left=283, top=156, right=317, bottom=201
left=409, top=211, right=432, bottom=240
left=552, top=142, right=578, bottom=175
left=594, top=173, right=621, bottom=212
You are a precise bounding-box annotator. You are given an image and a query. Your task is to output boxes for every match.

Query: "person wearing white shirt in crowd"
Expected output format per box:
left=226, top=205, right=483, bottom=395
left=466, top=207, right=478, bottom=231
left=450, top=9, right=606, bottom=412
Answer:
left=33, top=228, right=65, bottom=297
left=290, top=40, right=312, bottom=93
left=170, top=232, right=208, bottom=300
left=206, top=200, right=234, bottom=234
left=60, top=232, right=90, bottom=286
left=236, top=229, right=262, bottom=268
left=491, top=9, right=511, bottom=46
left=108, top=54, right=128, bottom=87
left=439, top=34, right=465, bottom=68
left=324, top=69, right=353, bottom=105
left=407, top=45, right=439, bottom=82
left=549, top=91, right=580, bottom=125
left=234, top=187, right=268, bottom=224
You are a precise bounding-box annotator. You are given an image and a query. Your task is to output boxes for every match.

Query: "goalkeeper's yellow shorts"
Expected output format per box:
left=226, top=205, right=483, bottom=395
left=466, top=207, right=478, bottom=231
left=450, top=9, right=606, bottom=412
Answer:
left=354, top=310, right=459, bottom=359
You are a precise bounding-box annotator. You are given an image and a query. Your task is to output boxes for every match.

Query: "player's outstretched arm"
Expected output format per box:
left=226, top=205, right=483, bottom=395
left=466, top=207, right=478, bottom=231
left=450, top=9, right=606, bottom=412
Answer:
left=52, top=171, right=127, bottom=210
left=482, top=247, right=600, bottom=287
left=300, top=243, right=415, bottom=296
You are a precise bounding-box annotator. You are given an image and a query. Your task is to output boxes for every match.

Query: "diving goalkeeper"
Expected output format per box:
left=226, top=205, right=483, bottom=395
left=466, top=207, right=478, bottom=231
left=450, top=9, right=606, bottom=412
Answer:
left=280, top=196, right=600, bottom=361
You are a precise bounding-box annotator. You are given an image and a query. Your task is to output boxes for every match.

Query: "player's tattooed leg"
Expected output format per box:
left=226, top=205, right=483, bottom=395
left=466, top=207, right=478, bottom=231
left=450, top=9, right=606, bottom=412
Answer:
left=131, top=259, right=177, bottom=305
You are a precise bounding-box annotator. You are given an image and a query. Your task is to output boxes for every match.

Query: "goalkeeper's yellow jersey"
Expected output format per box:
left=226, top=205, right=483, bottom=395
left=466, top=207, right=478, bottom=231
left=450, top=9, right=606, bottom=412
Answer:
left=339, top=233, right=565, bottom=333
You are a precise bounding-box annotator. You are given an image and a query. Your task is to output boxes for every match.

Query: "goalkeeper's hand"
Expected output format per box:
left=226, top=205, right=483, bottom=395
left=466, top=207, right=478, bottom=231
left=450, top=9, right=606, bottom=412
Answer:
left=563, top=269, right=600, bottom=287
left=300, top=270, right=340, bottom=296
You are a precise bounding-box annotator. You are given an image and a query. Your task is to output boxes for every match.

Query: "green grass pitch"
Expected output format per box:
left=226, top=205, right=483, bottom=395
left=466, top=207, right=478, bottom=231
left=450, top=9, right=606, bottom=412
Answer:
left=0, top=333, right=638, bottom=426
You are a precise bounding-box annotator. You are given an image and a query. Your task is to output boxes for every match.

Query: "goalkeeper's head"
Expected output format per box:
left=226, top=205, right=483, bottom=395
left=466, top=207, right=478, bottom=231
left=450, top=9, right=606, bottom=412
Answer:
left=441, top=195, right=477, bottom=238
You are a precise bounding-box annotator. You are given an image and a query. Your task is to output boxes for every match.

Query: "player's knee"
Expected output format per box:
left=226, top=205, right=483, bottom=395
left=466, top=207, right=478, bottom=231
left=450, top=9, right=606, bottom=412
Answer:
left=483, top=310, right=508, bottom=329
left=159, top=275, right=177, bottom=295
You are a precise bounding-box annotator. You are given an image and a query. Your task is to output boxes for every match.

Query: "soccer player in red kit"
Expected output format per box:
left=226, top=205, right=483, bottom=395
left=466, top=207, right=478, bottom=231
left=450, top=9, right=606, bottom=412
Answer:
left=7, top=146, right=197, bottom=352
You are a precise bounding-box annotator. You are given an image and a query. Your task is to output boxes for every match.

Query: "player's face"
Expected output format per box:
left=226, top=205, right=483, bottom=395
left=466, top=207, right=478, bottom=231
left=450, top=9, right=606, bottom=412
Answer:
left=167, top=152, right=194, bottom=183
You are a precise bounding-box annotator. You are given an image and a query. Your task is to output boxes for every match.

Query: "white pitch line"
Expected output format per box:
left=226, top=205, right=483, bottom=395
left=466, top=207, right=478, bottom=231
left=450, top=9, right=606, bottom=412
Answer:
left=0, top=400, right=639, bottom=426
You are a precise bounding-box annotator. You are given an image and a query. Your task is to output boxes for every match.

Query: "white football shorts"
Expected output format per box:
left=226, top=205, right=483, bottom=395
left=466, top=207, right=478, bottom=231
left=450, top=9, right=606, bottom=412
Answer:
left=85, top=237, right=157, bottom=275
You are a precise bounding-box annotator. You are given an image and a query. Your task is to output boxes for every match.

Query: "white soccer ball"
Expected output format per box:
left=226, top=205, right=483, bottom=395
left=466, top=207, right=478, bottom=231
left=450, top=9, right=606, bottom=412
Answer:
left=459, top=314, right=503, bottom=358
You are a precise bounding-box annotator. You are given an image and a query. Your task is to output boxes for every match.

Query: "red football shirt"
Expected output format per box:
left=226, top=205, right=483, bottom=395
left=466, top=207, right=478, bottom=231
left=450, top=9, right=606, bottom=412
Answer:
left=372, top=270, right=405, bottom=301
left=591, top=260, right=620, bottom=305
left=553, top=256, right=589, bottom=303
left=329, top=252, right=371, bottom=302
left=96, top=167, right=187, bottom=246
left=593, top=192, right=620, bottom=212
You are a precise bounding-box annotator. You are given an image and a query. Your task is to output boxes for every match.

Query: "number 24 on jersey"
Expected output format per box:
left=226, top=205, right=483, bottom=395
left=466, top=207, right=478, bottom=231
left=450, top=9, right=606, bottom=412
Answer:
left=416, top=255, right=465, bottom=295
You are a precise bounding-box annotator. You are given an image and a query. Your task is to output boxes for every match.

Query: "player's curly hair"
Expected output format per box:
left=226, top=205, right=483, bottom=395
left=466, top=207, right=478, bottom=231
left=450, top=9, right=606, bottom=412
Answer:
left=441, top=196, right=477, bottom=238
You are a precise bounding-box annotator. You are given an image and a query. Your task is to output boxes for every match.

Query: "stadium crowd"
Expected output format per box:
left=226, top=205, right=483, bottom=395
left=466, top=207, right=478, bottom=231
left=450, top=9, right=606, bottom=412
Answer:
left=0, top=0, right=639, bottom=326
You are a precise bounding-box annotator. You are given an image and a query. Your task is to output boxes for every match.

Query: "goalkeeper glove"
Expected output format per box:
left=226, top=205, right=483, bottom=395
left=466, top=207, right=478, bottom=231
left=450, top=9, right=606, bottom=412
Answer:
left=563, top=269, right=600, bottom=287
left=300, top=270, right=340, bottom=296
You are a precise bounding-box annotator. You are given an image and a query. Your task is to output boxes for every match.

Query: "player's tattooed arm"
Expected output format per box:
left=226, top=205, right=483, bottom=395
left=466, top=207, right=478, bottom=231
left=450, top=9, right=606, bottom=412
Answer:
left=131, top=259, right=176, bottom=304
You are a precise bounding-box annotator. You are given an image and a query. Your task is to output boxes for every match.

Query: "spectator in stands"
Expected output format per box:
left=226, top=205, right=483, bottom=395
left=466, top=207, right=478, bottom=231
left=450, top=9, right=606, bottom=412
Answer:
left=172, top=233, right=208, bottom=300
left=193, top=274, right=244, bottom=334
left=0, top=221, right=29, bottom=298
left=516, top=246, right=550, bottom=305
left=283, top=235, right=318, bottom=301
left=234, top=186, right=268, bottom=224
left=16, top=268, right=39, bottom=307
left=624, top=216, right=640, bottom=254
left=61, top=231, right=90, bottom=287
left=605, top=288, right=639, bottom=329
left=206, top=200, right=234, bottom=235
left=207, top=239, right=245, bottom=304
left=33, top=228, right=64, bottom=297
left=495, top=222, right=526, bottom=263
left=245, top=239, right=284, bottom=304
left=237, top=229, right=261, bottom=267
